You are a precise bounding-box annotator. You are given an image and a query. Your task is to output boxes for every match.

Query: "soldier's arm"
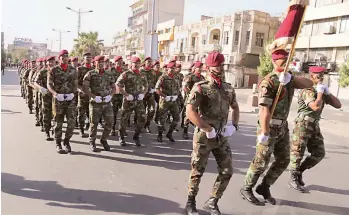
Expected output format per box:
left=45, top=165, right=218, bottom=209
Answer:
left=73, top=69, right=78, bottom=93
left=82, top=72, right=95, bottom=98
left=292, top=75, right=313, bottom=89
left=258, top=80, right=274, bottom=135
left=143, top=75, right=149, bottom=95
left=229, top=88, right=240, bottom=125
left=186, top=84, right=212, bottom=132
left=47, top=69, right=58, bottom=96
left=325, top=94, right=342, bottom=109
left=34, top=71, right=43, bottom=89
left=110, top=75, right=116, bottom=95
left=304, top=89, right=324, bottom=111
left=115, top=72, right=128, bottom=97
left=182, top=75, right=192, bottom=93
left=155, top=76, right=166, bottom=98
left=77, top=68, right=84, bottom=90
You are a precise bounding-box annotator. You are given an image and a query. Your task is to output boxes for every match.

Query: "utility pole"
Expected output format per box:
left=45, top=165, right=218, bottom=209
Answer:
left=66, top=7, right=93, bottom=36
left=52, top=29, right=70, bottom=50
left=149, top=0, right=158, bottom=59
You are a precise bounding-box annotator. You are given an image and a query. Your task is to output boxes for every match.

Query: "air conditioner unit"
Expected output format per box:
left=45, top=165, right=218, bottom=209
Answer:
left=324, top=25, right=336, bottom=34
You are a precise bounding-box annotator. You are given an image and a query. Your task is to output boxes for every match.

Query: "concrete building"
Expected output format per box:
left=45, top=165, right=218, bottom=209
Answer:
left=170, top=10, right=280, bottom=87
left=157, top=19, right=179, bottom=62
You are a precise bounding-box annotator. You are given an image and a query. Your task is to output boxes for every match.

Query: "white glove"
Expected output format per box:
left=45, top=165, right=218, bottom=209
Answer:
left=205, top=127, right=217, bottom=139
left=222, top=125, right=237, bottom=137
left=324, top=86, right=330, bottom=95
left=149, top=88, right=155, bottom=93
left=137, top=93, right=145, bottom=101
left=40, top=87, right=48, bottom=94
left=94, top=96, right=102, bottom=103
left=278, top=72, right=292, bottom=85
left=78, top=89, right=83, bottom=92
left=257, top=134, right=269, bottom=143
left=316, top=83, right=326, bottom=94
left=104, top=95, right=112, bottom=103
left=165, top=96, right=171, bottom=102
left=55, top=94, right=64, bottom=102
left=126, top=94, right=134, bottom=101
left=172, top=95, right=178, bottom=101
left=65, top=93, right=74, bottom=101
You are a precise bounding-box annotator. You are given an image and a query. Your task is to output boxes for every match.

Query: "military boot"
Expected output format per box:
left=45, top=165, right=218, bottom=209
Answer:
left=119, top=130, right=127, bottom=147
left=255, top=181, right=276, bottom=205
left=89, top=141, right=98, bottom=152
left=299, top=167, right=306, bottom=186
left=79, top=128, right=88, bottom=138
left=63, top=138, right=72, bottom=153
left=184, top=196, right=199, bottom=215
left=144, top=122, right=151, bottom=133
left=240, top=187, right=264, bottom=206
left=166, top=127, right=175, bottom=143
left=183, top=127, right=189, bottom=140
left=157, top=131, right=163, bottom=142
left=288, top=171, right=306, bottom=193
left=29, top=108, right=33, bottom=114
left=40, top=124, right=45, bottom=132
left=45, top=131, right=54, bottom=141
left=203, top=197, right=221, bottom=215
left=99, top=118, right=104, bottom=128
left=100, top=139, right=110, bottom=151
left=35, top=120, right=40, bottom=127
left=133, top=132, right=141, bottom=147
left=55, top=139, right=66, bottom=154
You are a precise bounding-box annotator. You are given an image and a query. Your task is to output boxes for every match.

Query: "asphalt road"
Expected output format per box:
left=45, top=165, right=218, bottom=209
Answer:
left=2, top=68, right=349, bottom=215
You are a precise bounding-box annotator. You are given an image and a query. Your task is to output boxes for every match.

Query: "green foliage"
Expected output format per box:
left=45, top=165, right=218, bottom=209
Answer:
left=10, top=49, right=30, bottom=62
left=1, top=49, right=6, bottom=62
left=257, top=40, right=273, bottom=78
left=139, top=53, right=145, bottom=61
left=71, top=31, right=104, bottom=58
left=339, top=57, right=349, bottom=88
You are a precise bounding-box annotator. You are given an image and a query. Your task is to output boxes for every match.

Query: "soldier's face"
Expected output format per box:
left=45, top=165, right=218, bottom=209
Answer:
left=96, top=61, right=104, bottom=69
left=194, top=67, right=201, bottom=73
left=132, top=62, right=140, bottom=70
left=31, top=62, right=36, bottom=68
left=310, top=72, right=324, bottom=84
left=175, top=68, right=181, bottom=73
left=61, top=54, right=69, bottom=64
left=116, top=59, right=123, bottom=67
left=72, top=61, right=78, bottom=67
left=273, top=59, right=287, bottom=70
left=153, top=64, right=160, bottom=71
left=167, top=67, right=174, bottom=74
left=209, top=66, right=223, bottom=78
left=145, top=59, right=152, bottom=67
left=84, top=55, right=92, bottom=63
left=48, top=60, right=55, bottom=68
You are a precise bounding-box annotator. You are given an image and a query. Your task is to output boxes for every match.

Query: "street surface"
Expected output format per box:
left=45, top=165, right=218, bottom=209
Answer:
left=2, top=68, right=349, bottom=215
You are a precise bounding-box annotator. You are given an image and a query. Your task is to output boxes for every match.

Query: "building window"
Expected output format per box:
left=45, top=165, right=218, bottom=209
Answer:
left=308, top=48, right=333, bottom=61
left=224, top=31, right=229, bottom=45
left=202, top=35, right=207, bottom=45
left=191, top=37, right=196, bottom=47
left=213, top=34, right=219, bottom=40
left=340, top=16, right=349, bottom=33
left=336, top=47, right=349, bottom=62
left=234, top=30, right=239, bottom=45
left=315, top=0, right=343, bottom=7
left=300, top=22, right=312, bottom=36
left=246, top=31, right=250, bottom=46
left=312, top=18, right=337, bottom=36
left=255, top=32, right=264, bottom=47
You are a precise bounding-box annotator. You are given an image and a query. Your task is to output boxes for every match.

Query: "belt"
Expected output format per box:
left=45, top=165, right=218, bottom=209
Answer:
left=298, top=114, right=317, bottom=123
left=270, top=119, right=285, bottom=126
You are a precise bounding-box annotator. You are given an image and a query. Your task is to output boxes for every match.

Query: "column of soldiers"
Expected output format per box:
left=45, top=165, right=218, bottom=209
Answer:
left=18, top=48, right=341, bottom=215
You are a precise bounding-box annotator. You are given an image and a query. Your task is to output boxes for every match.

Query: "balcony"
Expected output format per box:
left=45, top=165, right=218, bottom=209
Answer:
left=304, top=2, right=349, bottom=21
left=186, top=46, right=199, bottom=54
left=204, top=44, right=221, bottom=53
left=173, top=48, right=184, bottom=55
left=296, top=33, right=349, bottom=49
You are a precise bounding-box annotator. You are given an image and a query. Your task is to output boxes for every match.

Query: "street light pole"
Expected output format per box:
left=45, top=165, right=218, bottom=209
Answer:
left=66, top=7, right=93, bottom=36
left=52, top=29, right=70, bottom=50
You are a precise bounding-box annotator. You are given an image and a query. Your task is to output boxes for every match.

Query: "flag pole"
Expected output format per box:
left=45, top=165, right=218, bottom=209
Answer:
left=270, top=6, right=308, bottom=117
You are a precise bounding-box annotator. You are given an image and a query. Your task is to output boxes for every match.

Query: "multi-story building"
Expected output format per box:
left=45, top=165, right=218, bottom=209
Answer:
left=111, top=31, right=128, bottom=58
left=170, top=10, right=280, bottom=87
left=157, top=19, right=179, bottom=63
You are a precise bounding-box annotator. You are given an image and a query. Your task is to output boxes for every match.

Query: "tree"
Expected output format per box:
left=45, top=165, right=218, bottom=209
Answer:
left=11, top=49, right=30, bottom=62
left=257, top=40, right=274, bottom=78
left=339, top=57, right=349, bottom=88
left=71, top=31, right=104, bottom=58
left=1, top=49, right=6, bottom=63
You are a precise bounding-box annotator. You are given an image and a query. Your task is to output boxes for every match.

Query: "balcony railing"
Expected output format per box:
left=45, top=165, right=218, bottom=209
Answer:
left=204, top=44, right=221, bottom=52
left=186, top=46, right=199, bottom=53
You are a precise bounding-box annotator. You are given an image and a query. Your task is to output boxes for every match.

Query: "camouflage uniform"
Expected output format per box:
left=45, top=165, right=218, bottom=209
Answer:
left=175, top=72, right=185, bottom=115
left=24, top=67, right=35, bottom=113
left=30, top=69, right=42, bottom=126
left=141, top=67, right=157, bottom=130
left=83, top=69, right=115, bottom=151
left=48, top=65, right=77, bottom=143
left=153, top=70, right=163, bottom=123
left=186, top=80, right=236, bottom=201
left=110, top=66, right=124, bottom=134
left=289, top=87, right=326, bottom=177
left=155, top=72, right=181, bottom=142
left=21, top=67, right=28, bottom=100
left=77, top=64, right=92, bottom=134
left=116, top=70, right=148, bottom=145
left=243, top=72, right=294, bottom=191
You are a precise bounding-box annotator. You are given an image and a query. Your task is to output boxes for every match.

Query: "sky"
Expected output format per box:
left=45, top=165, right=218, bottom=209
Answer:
left=1, top=0, right=289, bottom=52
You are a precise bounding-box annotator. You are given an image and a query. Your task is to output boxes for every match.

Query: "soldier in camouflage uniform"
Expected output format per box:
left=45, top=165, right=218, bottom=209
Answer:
left=184, top=52, right=240, bottom=215
left=240, top=50, right=313, bottom=206
left=77, top=52, right=93, bottom=137
left=141, top=57, right=157, bottom=133
left=19, top=60, right=26, bottom=98
left=182, top=61, right=205, bottom=139
left=155, top=60, right=181, bottom=143
left=110, top=56, right=124, bottom=136
left=153, top=61, right=162, bottom=124
left=24, top=60, right=38, bottom=114
left=48, top=50, right=78, bottom=154
left=83, top=55, right=115, bottom=152
left=70, top=57, right=79, bottom=127
left=34, top=56, right=55, bottom=141
left=116, top=56, right=148, bottom=147
left=288, top=66, right=342, bottom=192
left=34, top=58, right=45, bottom=131
left=20, top=61, right=28, bottom=100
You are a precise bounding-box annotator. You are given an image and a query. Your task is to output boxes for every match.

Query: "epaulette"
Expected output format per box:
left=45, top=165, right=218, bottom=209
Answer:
left=194, top=80, right=209, bottom=86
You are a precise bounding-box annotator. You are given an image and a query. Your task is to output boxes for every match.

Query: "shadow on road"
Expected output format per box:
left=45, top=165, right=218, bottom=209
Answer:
left=1, top=172, right=182, bottom=214
left=306, top=184, right=349, bottom=196
left=1, top=109, right=22, bottom=114
left=1, top=94, right=22, bottom=98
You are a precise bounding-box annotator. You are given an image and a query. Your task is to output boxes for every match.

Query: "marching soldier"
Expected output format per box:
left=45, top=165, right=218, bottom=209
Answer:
left=70, top=56, right=79, bottom=127
left=182, top=61, right=205, bottom=139
left=30, top=58, right=41, bottom=126
left=184, top=52, right=240, bottom=215
left=82, top=55, right=115, bottom=152
left=116, top=56, right=148, bottom=147
left=70, top=57, right=79, bottom=69
left=288, top=66, right=342, bottom=192
left=77, top=52, right=93, bottom=137
left=47, top=49, right=78, bottom=154
left=153, top=61, right=162, bottom=124
left=34, top=56, right=55, bottom=141
left=141, top=57, right=157, bottom=133
left=35, top=58, right=45, bottom=131
left=110, top=56, right=124, bottom=136
left=24, top=60, right=37, bottom=114
left=240, top=49, right=313, bottom=205
left=155, top=60, right=181, bottom=143
left=20, top=61, right=29, bottom=100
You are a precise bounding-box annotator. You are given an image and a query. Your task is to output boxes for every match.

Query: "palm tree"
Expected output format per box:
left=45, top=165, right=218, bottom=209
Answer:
left=71, top=31, right=104, bottom=58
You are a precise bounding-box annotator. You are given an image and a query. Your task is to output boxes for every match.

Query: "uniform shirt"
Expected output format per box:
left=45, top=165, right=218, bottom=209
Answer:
left=28, top=68, right=38, bottom=85
left=116, top=70, right=148, bottom=96
left=187, top=80, right=237, bottom=130
left=83, top=69, right=115, bottom=97
left=77, top=65, right=93, bottom=89
left=297, top=86, right=329, bottom=120
left=141, top=68, right=156, bottom=90
left=155, top=73, right=180, bottom=96
left=258, top=71, right=295, bottom=120
left=175, top=72, right=184, bottom=89
left=182, top=72, right=205, bottom=95
left=34, top=68, right=50, bottom=89
left=47, top=65, right=78, bottom=94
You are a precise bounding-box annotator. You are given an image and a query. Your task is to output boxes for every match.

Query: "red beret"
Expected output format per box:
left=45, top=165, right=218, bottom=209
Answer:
left=31, top=59, right=36, bottom=62
left=83, top=52, right=91, bottom=56
left=104, top=58, right=110, bottom=62
left=271, top=49, right=289, bottom=61
left=70, top=57, right=78, bottom=62
left=46, top=56, right=56, bottom=61
left=163, top=64, right=167, bottom=68
left=153, top=61, right=160, bottom=66
left=206, top=51, right=225, bottom=67
left=144, top=57, right=151, bottom=62
left=194, top=61, right=203, bottom=68
left=68, top=59, right=72, bottom=63
left=36, top=58, right=41, bottom=62
left=176, top=63, right=182, bottom=68
left=59, top=49, right=69, bottom=57
left=114, top=56, right=123, bottom=62
left=94, top=56, right=105, bottom=62
left=167, top=60, right=176, bottom=68
left=131, top=56, right=141, bottom=63
left=309, top=66, right=326, bottom=73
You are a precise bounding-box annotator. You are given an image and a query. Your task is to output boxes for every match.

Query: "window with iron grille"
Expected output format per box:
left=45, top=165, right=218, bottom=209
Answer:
left=246, top=31, right=250, bottom=46
left=234, top=30, right=240, bottom=45
left=255, top=32, right=264, bottom=47
left=224, top=31, right=229, bottom=45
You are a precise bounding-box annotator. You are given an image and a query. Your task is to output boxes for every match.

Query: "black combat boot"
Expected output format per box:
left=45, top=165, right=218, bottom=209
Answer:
left=240, top=187, right=264, bottom=206
left=288, top=171, right=305, bottom=192
left=79, top=127, right=88, bottom=138
left=55, top=139, right=66, bottom=154
left=45, top=131, right=54, bottom=141
left=63, top=138, right=72, bottom=153
left=40, top=124, right=45, bottom=132
left=35, top=120, right=40, bottom=127
left=119, top=130, right=127, bottom=147
left=166, top=127, right=175, bottom=143
left=29, top=107, right=33, bottom=114
left=203, top=197, right=221, bottom=215
left=184, top=196, right=199, bottom=215
left=157, top=131, right=163, bottom=142
left=133, top=131, right=141, bottom=147
left=99, top=118, right=104, bottom=128
left=89, top=141, right=98, bottom=152
left=144, top=122, right=151, bottom=133
left=255, top=181, right=276, bottom=205
left=100, top=139, right=110, bottom=151
left=299, top=166, right=306, bottom=186
left=183, top=127, right=189, bottom=140
left=85, top=122, right=90, bottom=130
